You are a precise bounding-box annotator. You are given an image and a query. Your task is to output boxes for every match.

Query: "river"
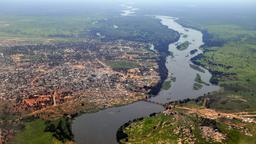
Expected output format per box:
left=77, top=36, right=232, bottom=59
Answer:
left=71, top=16, right=220, bottom=144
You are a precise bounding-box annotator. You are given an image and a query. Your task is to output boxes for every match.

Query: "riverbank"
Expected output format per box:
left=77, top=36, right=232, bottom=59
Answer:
left=118, top=102, right=256, bottom=144
left=71, top=16, right=219, bottom=144
left=118, top=14, right=256, bottom=143
left=149, top=37, right=180, bottom=96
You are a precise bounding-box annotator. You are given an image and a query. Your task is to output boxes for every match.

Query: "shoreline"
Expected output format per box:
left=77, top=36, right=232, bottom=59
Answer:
left=116, top=90, right=223, bottom=143
left=149, top=36, right=180, bottom=96
left=71, top=16, right=220, bottom=144
left=116, top=16, right=222, bottom=143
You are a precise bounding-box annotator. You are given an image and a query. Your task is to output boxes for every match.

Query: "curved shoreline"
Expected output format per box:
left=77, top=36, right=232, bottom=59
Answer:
left=71, top=16, right=219, bottom=144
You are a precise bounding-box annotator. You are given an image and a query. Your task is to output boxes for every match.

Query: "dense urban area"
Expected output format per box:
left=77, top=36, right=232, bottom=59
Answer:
left=0, top=37, right=163, bottom=143
left=0, top=0, right=256, bottom=144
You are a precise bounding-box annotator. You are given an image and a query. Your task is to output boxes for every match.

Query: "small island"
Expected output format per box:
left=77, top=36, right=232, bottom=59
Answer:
left=176, top=41, right=191, bottom=50
left=193, top=73, right=210, bottom=90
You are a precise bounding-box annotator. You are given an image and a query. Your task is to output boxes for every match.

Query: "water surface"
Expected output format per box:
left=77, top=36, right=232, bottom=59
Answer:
left=150, top=16, right=219, bottom=103
left=72, top=16, right=219, bottom=144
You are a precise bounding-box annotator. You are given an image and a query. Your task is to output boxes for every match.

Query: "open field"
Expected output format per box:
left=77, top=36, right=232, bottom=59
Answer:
left=0, top=16, right=100, bottom=39
left=11, top=119, right=60, bottom=144
left=120, top=106, right=256, bottom=144
left=187, top=20, right=256, bottom=113
left=11, top=117, right=74, bottom=144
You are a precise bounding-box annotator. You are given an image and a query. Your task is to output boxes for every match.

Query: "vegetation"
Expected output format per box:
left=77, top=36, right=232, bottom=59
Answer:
left=195, top=73, right=209, bottom=86
left=193, top=74, right=209, bottom=90
left=183, top=15, right=256, bottom=112
left=0, top=16, right=100, bottom=39
left=206, top=25, right=256, bottom=43
left=193, top=41, right=256, bottom=110
left=182, top=34, right=188, bottom=38
left=120, top=8, right=256, bottom=144
left=161, top=80, right=172, bottom=90
left=176, top=41, right=190, bottom=50
left=120, top=111, right=256, bottom=144
left=87, top=16, right=180, bottom=96
left=87, top=16, right=179, bottom=53
left=190, top=64, right=205, bottom=73
left=11, top=117, right=73, bottom=144
left=120, top=114, right=179, bottom=143
left=45, top=117, right=74, bottom=142
left=193, top=83, right=203, bottom=90
left=196, top=42, right=256, bottom=90
left=11, top=119, right=61, bottom=144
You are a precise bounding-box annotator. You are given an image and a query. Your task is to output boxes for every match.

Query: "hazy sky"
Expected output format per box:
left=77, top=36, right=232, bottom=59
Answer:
left=0, top=0, right=255, bottom=13
left=2, top=0, right=256, bottom=4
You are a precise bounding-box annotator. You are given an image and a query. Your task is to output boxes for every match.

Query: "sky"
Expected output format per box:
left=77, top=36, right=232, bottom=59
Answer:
left=1, top=0, right=256, bottom=4
left=1, top=0, right=256, bottom=8
left=0, top=0, right=255, bottom=15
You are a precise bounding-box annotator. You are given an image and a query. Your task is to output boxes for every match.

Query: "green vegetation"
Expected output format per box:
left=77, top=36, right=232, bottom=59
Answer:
left=162, top=80, right=172, bottom=90
left=45, top=117, right=73, bottom=142
left=176, top=41, right=190, bottom=50
left=11, top=117, right=73, bottom=144
left=120, top=114, right=179, bottom=143
left=120, top=9, right=256, bottom=143
left=120, top=112, right=256, bottom=144
left=185, top=16, right=256, bottom=112
left=182, top=34, right=188, bottom=38
left=11, top=119, right=61, bottom=144
left=206, top=25, right=256, bottom=43
left=193, top=73, right=209, bottom=90
left=105, top=60, right=139, bottom=70
left=0, top=16, right=99, bottom=39
left=194, top=41, right=256, bottom=111
left=195, top=73, right=209, bottom=86
left=195, top=91, right=256, bottom=112
left=197, top=42, right=256, bottom=91
left=193, top=83, right=203, bottom=90
left=88, top=16, right=179, bottom=53
left=190, top=64, right=205, bottom=73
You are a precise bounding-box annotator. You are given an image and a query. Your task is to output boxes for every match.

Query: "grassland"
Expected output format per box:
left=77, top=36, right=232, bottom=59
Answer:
left=199, top=42, right=256, bottom=88
left=11, top=119, right=61, bottom=144
left=11, top=117, right=73, bottom=144
left=120, top=110, right=256, bottom=144
left=206, top=25, right=256, bottom=43
left=186, top=20, right=256, bottom=112
left=120, top=114, right=179, bottom=144
left=193, top=41, right=256, bottom=111
left=0, top=15, right=100, bottom=40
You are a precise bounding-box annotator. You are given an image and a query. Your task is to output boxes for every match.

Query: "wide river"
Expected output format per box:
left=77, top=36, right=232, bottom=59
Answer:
left=72, top=16, right=220, bottom=144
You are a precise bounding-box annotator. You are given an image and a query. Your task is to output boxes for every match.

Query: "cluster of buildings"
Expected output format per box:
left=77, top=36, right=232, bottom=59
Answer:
left=0, top=40, right=160, bottom=113
left=21, top=91, right=72, bottom=110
